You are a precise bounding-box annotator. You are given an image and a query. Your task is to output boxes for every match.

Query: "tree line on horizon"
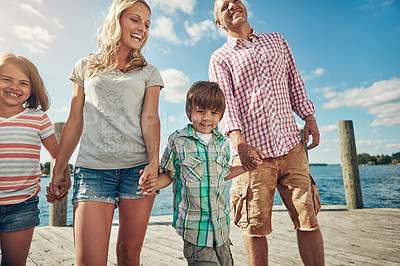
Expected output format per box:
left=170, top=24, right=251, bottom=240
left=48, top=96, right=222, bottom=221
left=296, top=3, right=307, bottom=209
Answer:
left=357, top=152, right=400, bottom=165
left=40, top=162, right=74, bottom=176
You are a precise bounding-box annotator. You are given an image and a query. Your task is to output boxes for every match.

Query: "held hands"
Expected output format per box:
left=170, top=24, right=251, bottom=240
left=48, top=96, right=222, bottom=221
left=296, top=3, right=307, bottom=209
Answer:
left=46, top=167, right=71, bottom=203
left=303, top=115, right=320, bottom=150
left=138, top=164, right=158, bottom=197
left=237, top=143, right=265, bottom=171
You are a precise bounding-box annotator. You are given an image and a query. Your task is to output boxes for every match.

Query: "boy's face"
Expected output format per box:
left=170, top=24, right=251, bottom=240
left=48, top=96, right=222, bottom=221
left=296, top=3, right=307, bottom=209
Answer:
left=191, top=106, right=222, bottom=134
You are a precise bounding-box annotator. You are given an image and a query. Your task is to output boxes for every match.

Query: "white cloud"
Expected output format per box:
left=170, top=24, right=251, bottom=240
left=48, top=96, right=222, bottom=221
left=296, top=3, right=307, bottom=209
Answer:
left=0, top=37, right=5, bottom=44
left=148, top=0, right=196, bottom=14
left=359, top=0, right=393, bottom=16
left=303, top=67, right=325, bottom=81
left=320, top=124, right=337, bottom=133
left=51, top=106, right=69, bottom=113
left=28, top=0, right=43, bottom=4
left=152, top=16, right=180, bottom=44
left=322, top=77, right=400, bottom=127
left=160, top=69, right=191, bottom=103
left=168, top=116, right=176, bottom=123
left=184, top=20, right=218, bottom=46
left=19, top=3, right=64, bottom=29
left=13, top=25, right=56, bottom=53
left=386, top=143, right=400, bottom=150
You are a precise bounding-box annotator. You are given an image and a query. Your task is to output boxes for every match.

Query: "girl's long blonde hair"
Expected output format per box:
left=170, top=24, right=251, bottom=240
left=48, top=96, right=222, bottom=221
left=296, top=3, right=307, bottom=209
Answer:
left=86, top=0, right=151, bottom=77
left=0, top=53, right=49, bottom=111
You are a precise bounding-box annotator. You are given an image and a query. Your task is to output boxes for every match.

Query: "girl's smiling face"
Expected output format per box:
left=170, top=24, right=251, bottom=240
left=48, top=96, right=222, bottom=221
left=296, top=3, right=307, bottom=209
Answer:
left=0, top=63, right=31, bottom=114
left=191, top=106, right=222, bottom=134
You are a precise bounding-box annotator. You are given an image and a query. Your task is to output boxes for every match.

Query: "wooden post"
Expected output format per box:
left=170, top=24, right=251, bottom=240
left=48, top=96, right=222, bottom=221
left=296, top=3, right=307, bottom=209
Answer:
left=49, top=122, right=68, bottom=226
left=337, top=120, right=363, bottom=209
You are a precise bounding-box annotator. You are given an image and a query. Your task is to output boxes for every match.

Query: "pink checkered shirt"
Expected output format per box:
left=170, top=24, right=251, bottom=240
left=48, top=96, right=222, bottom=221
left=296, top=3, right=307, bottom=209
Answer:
left=209, top=30, right=315, bottom=158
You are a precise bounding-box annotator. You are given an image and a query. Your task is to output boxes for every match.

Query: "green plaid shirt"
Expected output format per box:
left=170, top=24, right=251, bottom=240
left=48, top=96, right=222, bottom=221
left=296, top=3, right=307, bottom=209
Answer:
left=160, top=124, right=231, bottom=247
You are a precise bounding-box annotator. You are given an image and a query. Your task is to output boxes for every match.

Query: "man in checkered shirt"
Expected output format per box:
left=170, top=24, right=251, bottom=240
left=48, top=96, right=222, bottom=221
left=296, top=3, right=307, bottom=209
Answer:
left=209, top=0, right=325, bottom=265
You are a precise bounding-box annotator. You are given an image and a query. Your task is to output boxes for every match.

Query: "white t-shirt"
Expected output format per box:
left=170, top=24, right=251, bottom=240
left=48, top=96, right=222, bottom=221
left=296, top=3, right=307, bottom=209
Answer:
left=69, top=57, right=164, bottom=169
left=196, top=132, right=213, bottom=144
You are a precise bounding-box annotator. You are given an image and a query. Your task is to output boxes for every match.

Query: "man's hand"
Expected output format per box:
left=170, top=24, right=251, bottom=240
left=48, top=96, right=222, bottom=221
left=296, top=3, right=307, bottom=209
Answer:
left=237, top=143, right=265, bottom=171
left=304, top=115, right=320, bottom=150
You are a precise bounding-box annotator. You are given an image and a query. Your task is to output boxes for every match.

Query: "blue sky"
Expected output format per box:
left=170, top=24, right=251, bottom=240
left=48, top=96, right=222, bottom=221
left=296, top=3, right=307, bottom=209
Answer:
left=1, top=0, right=399, bottom=164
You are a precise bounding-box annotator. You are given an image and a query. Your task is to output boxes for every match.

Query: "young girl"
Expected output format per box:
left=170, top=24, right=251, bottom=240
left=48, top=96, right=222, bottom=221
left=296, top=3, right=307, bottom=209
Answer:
left=0, top=53, right=69, bottom=265
left=49, top=0, right=164, bottom=265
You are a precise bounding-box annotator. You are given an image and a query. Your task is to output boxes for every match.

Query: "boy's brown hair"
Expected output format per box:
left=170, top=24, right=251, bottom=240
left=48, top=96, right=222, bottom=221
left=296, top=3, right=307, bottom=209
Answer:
left=185, top=81, right=226, bottom=122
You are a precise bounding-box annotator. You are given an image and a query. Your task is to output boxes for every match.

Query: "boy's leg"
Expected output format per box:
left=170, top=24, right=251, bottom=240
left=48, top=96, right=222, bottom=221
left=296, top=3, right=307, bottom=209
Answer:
left=215, top=240, right=234, bottom=266
left=117, top=197, right=155, bottom=265
left=0, top=228, right=34, bottom=266
left=183, top=240, right=220, bottom=266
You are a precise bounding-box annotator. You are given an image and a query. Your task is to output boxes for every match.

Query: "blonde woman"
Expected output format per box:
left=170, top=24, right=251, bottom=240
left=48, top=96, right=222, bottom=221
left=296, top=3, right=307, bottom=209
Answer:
left=49, top=0, right=163, bottom=265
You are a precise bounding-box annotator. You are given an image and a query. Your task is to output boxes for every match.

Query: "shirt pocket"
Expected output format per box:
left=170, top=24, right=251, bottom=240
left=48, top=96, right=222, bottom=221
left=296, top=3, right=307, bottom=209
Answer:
left=267, top=52, right=285, bottom=80
left=181, top=157, right=204, bottom=182
left=216, top=156, right=230, bottom=180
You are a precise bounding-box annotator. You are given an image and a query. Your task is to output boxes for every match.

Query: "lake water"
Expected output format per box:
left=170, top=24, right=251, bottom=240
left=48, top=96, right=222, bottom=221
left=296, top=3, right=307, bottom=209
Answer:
left=37, top=164, right=400, bottom=226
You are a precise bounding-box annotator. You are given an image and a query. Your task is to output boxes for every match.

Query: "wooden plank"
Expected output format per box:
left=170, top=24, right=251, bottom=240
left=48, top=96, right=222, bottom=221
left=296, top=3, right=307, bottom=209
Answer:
left=2, top=205, right=398, bottom=266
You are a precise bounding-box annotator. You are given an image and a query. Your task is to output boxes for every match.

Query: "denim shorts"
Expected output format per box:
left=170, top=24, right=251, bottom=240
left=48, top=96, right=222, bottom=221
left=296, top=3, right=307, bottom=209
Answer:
left=231, top=142, right=321, bottom=236
left=0, top=196, right=40, bottom=232
left=183, top=239, right=233, bottom=266
left=72, top=165, right=153, bottom=205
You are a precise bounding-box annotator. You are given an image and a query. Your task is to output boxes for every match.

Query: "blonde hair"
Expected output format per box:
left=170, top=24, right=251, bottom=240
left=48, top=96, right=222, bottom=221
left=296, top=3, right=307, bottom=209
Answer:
left=0, top=53, right=49, bottom=111
left=186, top=81, right=226, bottom=122
left=86, top=0, right=151, bottom=77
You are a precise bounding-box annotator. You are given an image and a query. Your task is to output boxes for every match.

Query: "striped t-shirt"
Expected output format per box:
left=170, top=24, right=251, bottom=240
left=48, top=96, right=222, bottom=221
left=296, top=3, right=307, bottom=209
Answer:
left=0, top=108, right=54, bottom=205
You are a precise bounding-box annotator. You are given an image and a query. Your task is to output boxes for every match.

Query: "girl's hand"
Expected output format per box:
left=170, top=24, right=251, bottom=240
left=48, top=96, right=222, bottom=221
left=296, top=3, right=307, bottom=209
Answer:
left=46, top=167, right=71, bottom=203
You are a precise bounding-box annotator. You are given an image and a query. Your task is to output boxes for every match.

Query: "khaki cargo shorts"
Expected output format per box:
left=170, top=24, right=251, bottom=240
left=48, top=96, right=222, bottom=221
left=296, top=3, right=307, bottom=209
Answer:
left=230, top=142, right=321, bottom=237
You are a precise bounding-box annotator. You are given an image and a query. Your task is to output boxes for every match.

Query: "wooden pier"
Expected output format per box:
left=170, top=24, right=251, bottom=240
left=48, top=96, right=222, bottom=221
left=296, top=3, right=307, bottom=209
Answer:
left=22, top=205, right=400, bottom=265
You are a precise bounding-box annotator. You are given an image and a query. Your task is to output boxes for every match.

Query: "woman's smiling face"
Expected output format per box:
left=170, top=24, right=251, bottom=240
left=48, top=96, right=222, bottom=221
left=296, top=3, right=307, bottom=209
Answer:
left=119, top=1, right=151, bottom=54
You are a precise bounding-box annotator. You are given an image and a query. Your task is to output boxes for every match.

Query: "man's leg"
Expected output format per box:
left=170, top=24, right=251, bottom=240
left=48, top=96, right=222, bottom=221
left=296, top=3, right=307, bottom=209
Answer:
left=244, top=235, right=268, bottom=266
left=297, top=228, right=324, bottom=266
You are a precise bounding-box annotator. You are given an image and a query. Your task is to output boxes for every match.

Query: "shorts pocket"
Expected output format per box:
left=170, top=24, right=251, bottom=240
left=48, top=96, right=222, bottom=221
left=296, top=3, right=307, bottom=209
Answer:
left=230, top=185, right=249, bottom=228
left=181, top=157, right=204, bottom=182
left=310, top=174, right=321, bottom=214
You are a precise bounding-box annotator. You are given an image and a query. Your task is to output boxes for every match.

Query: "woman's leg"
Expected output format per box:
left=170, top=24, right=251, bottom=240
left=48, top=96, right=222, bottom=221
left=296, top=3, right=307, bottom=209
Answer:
left=0, top=228, right=34, bottom=266
left=73, top=201, right=115, bottom=266
left=116, top=197, right=155, bottom=266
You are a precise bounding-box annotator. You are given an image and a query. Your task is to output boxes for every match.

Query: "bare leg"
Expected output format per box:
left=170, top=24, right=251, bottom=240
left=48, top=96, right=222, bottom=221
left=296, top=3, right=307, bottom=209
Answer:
left=243, top=234, right=268, bottom=266
left=73, top=201, right=115, bottom=266
left=116, top=196, right=155, bottom=266
left=0, top=228, right=34, bottom=266
left=297, top=228, right=325, bottom=266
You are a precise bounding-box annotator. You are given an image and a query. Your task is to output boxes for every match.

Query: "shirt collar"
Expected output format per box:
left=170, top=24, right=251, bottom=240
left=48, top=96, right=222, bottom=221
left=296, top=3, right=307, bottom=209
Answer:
left=183, top=124, right=224, bottom=141
left=227, top=28, right=260, bottom=48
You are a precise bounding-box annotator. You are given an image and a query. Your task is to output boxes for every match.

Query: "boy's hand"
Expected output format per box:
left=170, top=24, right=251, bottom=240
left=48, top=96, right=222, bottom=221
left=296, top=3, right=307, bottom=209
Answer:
left=139, top=169, right=158, bottom=197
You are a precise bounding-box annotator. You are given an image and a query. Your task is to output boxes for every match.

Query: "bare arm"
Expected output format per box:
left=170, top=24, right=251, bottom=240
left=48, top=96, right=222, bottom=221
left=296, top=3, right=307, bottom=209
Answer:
left=140, top=85, right=161, bottom=184
left=224, top=165, right=247, bottom=181
left=303, top=114, right=320, bottom=150
left=139, top=170, right=173, bottom=197
left=48, top=82, right=84, bottom=199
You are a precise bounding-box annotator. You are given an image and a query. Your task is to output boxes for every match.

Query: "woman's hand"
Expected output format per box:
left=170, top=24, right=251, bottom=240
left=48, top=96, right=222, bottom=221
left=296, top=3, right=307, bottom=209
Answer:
left=139, top=165, right=158, bottom=197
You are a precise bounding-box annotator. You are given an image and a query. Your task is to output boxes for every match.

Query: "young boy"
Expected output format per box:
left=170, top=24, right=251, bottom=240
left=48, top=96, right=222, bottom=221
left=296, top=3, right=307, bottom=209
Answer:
left=141, top=81, right=260, bottom=265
